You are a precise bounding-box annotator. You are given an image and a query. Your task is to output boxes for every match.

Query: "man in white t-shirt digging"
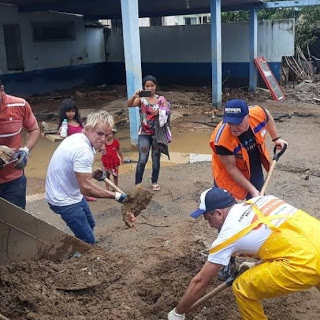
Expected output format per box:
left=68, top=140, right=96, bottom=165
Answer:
left=168, top=187, right=320, bottom=320
left=46, top=110, right=132, bottom=244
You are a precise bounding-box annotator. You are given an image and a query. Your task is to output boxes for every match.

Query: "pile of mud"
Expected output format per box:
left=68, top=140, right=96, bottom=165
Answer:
left=0, top=245, right=305, bottom=320
left=0, top=248, right=204, bottom=320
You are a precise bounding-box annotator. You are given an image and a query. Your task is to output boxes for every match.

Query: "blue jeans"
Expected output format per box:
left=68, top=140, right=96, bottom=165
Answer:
left=135, top=134, right=161, bottom=185
left=0, top=174, right=26, bottom=209
left=49, top=197, right=96, bottom=244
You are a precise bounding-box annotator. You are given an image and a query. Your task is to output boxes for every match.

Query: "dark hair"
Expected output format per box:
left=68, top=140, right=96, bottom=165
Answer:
left=142, top=75, right=157, bottom=89
left=58, top=99, right=83, bottom=129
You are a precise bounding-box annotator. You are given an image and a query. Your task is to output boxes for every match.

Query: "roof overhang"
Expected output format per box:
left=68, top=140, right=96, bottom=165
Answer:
left=0, top=0, right=265, bottom=19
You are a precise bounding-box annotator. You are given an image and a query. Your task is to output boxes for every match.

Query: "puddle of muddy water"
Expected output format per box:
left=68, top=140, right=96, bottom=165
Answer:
left=25, top=128, right=213, bottom=180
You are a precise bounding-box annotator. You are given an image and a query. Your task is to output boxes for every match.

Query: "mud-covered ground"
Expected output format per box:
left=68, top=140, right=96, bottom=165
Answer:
left=1, top=82, right=320, bottom=319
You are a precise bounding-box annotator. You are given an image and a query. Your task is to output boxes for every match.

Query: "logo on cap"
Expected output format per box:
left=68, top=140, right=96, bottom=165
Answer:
left=223, top=99, right=249, bottom=125
left=225, top=108, right=242, bottom=114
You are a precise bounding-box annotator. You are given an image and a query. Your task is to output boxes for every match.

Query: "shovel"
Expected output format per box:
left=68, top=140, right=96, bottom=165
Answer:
left=104, top=177, right=124, bottom=193
left=189, top=269, right=239, bottom=312
left=260, top=143, right=287, bottom=196
left=101, top=177, right=154, bottom=229
left=102, top=177, right=136, bottom=228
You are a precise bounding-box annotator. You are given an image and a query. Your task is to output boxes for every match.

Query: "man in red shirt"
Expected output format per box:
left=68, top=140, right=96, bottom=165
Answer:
left=0, top=83, right=40, bottom=209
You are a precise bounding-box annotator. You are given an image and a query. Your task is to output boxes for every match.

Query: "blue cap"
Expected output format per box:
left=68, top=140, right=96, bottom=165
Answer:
left=223, top=99, right=249, bottom=125
left=190, top=187, right=236, bottom=218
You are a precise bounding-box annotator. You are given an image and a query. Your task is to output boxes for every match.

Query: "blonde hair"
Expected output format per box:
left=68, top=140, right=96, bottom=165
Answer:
left=85, top=110, right=114, bottom=130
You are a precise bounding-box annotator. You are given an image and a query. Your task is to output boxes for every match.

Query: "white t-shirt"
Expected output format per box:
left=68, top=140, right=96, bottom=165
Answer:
left=45, top=133, right=95, bottom=206
left=208, top=195, right=298, bottom=266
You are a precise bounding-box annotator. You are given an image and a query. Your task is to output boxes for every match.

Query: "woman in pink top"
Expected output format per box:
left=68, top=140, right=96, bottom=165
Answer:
left=58, top=99, right=83, bottom=136
left=127, top=75, right=171, bottom=191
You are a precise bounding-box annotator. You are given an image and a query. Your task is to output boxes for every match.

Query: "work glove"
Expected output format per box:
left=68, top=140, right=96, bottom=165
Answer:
left=168, top=308, right=185, bottom=320
left=12, top=147, right=29, bottom=170
left=92, top=167, right=107, bottom=181
left=115, top=192, right=127, bottom=203
left=238, top=261, right=256, bottom=273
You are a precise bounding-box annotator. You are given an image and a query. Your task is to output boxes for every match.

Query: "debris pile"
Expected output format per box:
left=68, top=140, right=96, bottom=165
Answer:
left=285, top=76, right=320, bottom=105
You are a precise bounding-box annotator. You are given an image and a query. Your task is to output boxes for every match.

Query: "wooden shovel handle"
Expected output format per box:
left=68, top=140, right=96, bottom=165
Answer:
left=0, top=313, right=11, bottom=320
left=260, top=160, right=277, bottom=196
left=104, top=178, right=124, bottom=194
left=189, top=270, right=239, bottom=312
left=189, top=282, right=228, bottom=312
left=260, top=143, right=287, bottom=196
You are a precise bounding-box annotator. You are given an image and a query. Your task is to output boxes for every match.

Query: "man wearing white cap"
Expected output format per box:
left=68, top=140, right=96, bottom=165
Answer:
left=168, top=187, right=320, bottom=320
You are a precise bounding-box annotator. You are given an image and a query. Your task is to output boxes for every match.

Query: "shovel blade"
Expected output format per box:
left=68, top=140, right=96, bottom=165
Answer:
left=0, top=198, right=91, bottom=265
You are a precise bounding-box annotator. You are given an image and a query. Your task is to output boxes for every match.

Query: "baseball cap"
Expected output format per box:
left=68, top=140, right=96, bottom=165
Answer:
left=190, top=187, right=236, bottom=218
left=223, top=99, right=249, bottom=125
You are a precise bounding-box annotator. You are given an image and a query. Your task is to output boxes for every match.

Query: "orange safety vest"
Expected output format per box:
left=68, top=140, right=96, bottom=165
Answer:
left=210, top=106, right=270, bottom=200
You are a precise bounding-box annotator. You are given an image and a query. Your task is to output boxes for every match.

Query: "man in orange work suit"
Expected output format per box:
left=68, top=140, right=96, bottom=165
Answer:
left=210, top=99, right=287, bottom=280
left=0, top=82, right=40, bottom=209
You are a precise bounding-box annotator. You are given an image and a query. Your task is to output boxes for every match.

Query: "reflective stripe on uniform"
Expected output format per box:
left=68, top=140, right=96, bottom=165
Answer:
left=208, top=200, right=290, bottom=255
left=6, top=102, right=26, bottom=107
left=0, top=128, right=22, bottom=138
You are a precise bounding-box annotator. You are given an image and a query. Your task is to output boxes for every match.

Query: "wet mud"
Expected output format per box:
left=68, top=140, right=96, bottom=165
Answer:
left=2, top=83, right=320, bottom=319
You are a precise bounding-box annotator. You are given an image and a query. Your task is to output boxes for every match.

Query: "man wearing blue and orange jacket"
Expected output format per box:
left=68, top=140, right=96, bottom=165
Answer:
left=209, top=99, right=288, bottom=280
left=210, top=99, right=287, bottom=201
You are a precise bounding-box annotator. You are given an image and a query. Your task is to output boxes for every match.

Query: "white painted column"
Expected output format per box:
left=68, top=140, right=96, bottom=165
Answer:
left=210, top=0, right=222, bottom=107
left=120, top=0, right=141, bottom=145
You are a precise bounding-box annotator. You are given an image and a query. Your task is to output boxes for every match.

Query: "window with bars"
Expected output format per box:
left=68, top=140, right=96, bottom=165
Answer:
left=32, top=21, right=75, bottom=42
left=150, top=16, right=163, bottom=26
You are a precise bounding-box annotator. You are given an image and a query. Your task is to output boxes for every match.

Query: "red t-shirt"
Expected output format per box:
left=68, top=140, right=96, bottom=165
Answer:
left=101, top=139, right=120, bottom=169
left=0, top=92, right=37, bottom=183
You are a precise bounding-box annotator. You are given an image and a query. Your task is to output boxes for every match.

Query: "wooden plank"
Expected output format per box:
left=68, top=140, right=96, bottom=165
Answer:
left=42, top=133, right=63, bottom=142
left=254, top=56, right=285, bottom=101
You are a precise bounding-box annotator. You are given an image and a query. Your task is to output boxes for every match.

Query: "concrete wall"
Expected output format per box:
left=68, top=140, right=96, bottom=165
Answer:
left=0, top=4, right=295, bottom=95
left=0, top=3, right=106, bottom=95
left=106, top=19, right=295, bottom=86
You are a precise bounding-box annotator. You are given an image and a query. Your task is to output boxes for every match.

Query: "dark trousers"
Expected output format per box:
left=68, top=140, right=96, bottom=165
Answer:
left=49, top=197, right=96, bottom=244
left=0, top=174, right=27, bottom=209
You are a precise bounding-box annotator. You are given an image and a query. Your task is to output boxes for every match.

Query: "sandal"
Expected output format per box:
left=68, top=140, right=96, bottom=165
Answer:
left=152, top=184, right=161, bottom=191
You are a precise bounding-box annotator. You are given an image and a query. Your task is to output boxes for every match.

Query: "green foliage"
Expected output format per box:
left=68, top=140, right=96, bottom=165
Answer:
left=295, top=7, right=320, bottom=50
left=221, top=11, right=249, bottom=23
left=221, top=5, right=320, bottom=50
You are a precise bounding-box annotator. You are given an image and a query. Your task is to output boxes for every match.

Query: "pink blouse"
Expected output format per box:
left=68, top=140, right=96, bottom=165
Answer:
left=67, top=124, right=83, bottom=136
